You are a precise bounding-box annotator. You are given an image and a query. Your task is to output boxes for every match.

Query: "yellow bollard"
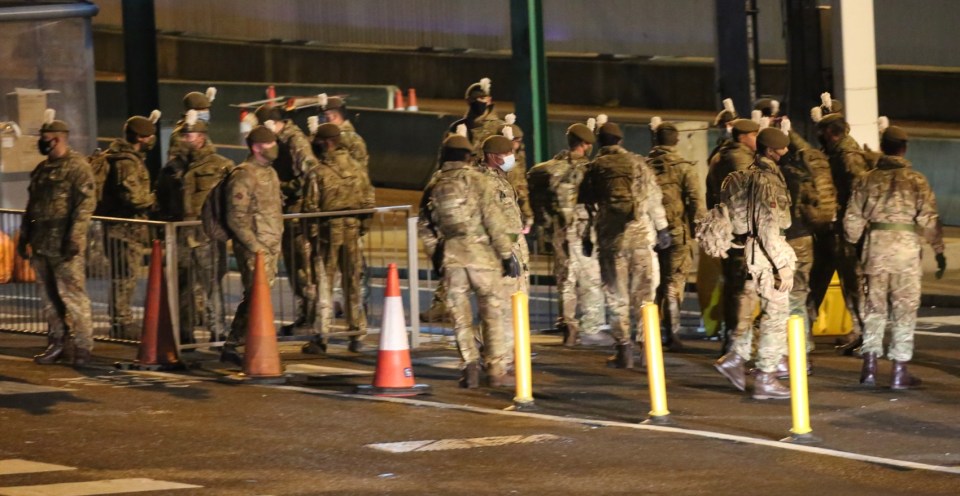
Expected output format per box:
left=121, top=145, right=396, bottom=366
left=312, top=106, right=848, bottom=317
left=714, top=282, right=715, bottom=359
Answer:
left=781, top=315, right=821, bottom=444
left=641, top=303, right=671, bottom=424
left=511, top=291, right=535, bottom=409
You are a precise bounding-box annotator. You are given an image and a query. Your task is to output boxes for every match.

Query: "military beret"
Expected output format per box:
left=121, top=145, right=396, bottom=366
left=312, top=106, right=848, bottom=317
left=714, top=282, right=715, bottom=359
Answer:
left=598, top=122, right=623, bottom=139
left=246, top=125, right=276, bottom=144
left=713, top=110, right=737, bottom=127
left=730, top=119, right=760, bottom=134
left=314, top=122, right=341, bottom=139
left=324, top=96, right=345, bottom=111
left=482, top=135, right=513, bottom=154
left=757, top=128, right=789, bottom=150
left=753, top=98, right=779, bottom=117
left=464, top=78, right=491, bottom=101
left=442, top=134, right=472, bottom=152
left=254, top=105, right=283, bottom=124
left=816, top=113, right=845, bottom=129
left=182, top=119, right=208, bottom=134
left=500, top=124, right=524, bottom=140
left=566, top=123, right=596, bottom=144
left=183, top=91, right=211, bottom=110
left=882, top=126, right=908, bottom=142
left=40, top=120, right=70, bottom=133
left=125, top=116, right=156, bottom=137
left=825, top=99, right=843, bottom=115
left=655, top=123, right=679, bottom=144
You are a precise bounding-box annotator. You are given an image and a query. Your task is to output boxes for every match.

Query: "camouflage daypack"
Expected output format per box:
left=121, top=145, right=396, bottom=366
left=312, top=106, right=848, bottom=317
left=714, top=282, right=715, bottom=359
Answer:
left=527, top=157, right=573, bottom=228
left=796, top=147, right=838, bottom=226
left=647, top=152, right=689, bottom=231
left=200, top=167, right=238, bottom=242
left=87, top=148, right=136, bottom=216
left=428, top=167, right=474, bottom=239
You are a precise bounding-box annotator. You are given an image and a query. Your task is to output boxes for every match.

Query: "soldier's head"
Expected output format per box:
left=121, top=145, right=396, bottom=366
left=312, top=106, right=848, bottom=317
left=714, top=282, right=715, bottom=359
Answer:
left=653, top=121, right=679, bottom=147
left=596, top=115, right=623, bottom=148
left=815, top=113, right=847, bottom=147
left=753, top=98, right=780, bottom=118
left=441, top=133, right=473, bottom=163
left=182, top=87, right=216, bottom=122
left=714, top=98, right=738, bottom=138
left=464, top=77, right=493, bottom=115
left=181, top=110, right=209, bottom=151
left=124, top=110, right=161, bottom=152
left=311, top=123, right=342, bottom=157
left=730, top=119, right=760, bottom=151
left=38, top=109, right=70, bottom=158
left=757, top=128, right=790, bottom=163
left=880, top=126, right=908, bottom=156
left=246, top=125, right=278, bottom=163
left=321, top=95, right=348, bottom=126
left=500, top=113, right=523, bottom=153
left=566, top=123, right=596, bottom=155
left=254, top=105, right=284, bottom=133
left=481, top=135, right=516, bottom=172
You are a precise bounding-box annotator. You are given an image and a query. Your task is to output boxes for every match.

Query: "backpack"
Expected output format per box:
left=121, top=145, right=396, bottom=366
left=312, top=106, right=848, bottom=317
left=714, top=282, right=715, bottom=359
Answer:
left=87, top=148, right=135, bottom=216
left=796, top=148, right=838, bottom=226
left=428, top=168, right=473, bottom=239
left=592, top=154, right=640, bottom=225
left=200, top=168, right=237, bottom=242
left=696, top=170, right=753, bottom=258
left=527, top=159, right=567, bottom=227
left=647, top=153, right=688, bottom=231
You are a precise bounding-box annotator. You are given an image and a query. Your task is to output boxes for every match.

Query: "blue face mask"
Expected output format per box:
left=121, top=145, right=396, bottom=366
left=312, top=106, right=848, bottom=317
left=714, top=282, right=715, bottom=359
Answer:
left=196, top=110, right=211, bottom=122
left=500, top=154, right=516, bottom=172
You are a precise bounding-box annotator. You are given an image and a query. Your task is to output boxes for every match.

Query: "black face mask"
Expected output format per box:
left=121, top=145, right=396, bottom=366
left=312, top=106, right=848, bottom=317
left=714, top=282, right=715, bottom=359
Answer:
left=469, top=100, right=489, bottom=116
left=38, top=138, right=55, bottom=156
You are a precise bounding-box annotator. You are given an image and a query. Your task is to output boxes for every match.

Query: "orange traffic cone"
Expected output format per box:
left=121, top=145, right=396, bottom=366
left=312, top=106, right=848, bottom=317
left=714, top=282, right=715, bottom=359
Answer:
left=394, top=89, right=406, bottom=111
left=117, top=240, right=180, bottom=370
left=225, top=251, right=286, bottom=384
left=406, top=88, right=419, bottom=111
left=356, top=263, right=430, bottom=396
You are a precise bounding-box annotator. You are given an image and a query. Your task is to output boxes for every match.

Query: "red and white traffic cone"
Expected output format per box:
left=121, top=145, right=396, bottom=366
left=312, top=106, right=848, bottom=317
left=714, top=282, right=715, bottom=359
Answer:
left=393, top=89, right=406, bottom=111
left=406, top=88, right=419, bottom=111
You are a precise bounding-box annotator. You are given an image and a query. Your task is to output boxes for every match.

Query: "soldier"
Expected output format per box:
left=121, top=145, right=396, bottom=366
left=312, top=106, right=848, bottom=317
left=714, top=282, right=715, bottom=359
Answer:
left=156, top=111, right=235, bottom=344
left=254, top=105, right=320, bottom=336
left=220, top=126, right=284, bottom=365
left=647, top=118, right=706, bottom=351
left=527, top=122, right=604, bottom=346
left=319, top=94, right=368, bottom=172
left=168, top=87, right=216, bottom=162
left=20, top=111, right=96, bottom=366
left=581, top=117, right=670, bottom=368
left=708, top=98, right=739, bottom=163
left=810, top=111, right=868, bottom=355
left=419, top=133, right=517, bottom=388
left=98, top=112, right=159, bottom=339
left=844, top=126, right=945, bottom=389
left=499, top=114, right=534, bottom=232
left=302, top=123, right=376, bottom=353
left=705, top=118, right=760, bottom=354
left=714, top=128, right=796, bottom=400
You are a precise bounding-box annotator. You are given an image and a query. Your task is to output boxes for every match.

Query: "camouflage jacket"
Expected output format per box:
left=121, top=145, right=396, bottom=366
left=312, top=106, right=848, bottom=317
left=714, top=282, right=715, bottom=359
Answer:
left=274, top=119, right=319, bottom=211
left=481, top=163, right=524, bottom=236
left=507, top=144, right=534, bottom=228
left=167, top=118, right=217, bottom=162
left=647, top=145, right=705, bottom=243
left=727, top=157, right=795, bottom=273
left=225, top=156, right=283, bottom=255
left=100, top=138, right=156, bottom=219
left=23, top=149, right=96, bottom=258
left=825, top=134, right=868, bottom=215
left=338, top=120, right=369, bottom=173
left=419, top=160, right=513, bottom=269
left=528, top=149, right=590, bottom=238
left=301, top=147, right=376, bottom=234
left=156, top=141, right=235, bottom=221
left=706, top=140, right=754, bottom=209
left=844, top=155, right=944, bottom=275
left=448, top=108, right=506, bottom=154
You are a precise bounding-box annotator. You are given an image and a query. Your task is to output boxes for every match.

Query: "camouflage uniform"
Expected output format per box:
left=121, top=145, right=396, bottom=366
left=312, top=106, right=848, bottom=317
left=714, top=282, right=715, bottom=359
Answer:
left=224, top=156, right=284, bottom=345
left=419, top=160, right=513, bottom=375
left=508, top=142, right=534, bottom=230
left=302, top=146, right=376, bottom=341
left=23, top=149, right=96, bottom=351
left=167, top=119, right=216, bottom=163
left=528, top=150, right=604, bottom=336
left=274, top=120, right=320, bottom=330
left=844, top=155, right=943, bottom=362
left=335, top=119, right=371, bottom=313
left=157, top=140, right=234, bottom=343
left=648, top=145, right=705, bottom=345
left=583, top=145, right=667, bottom=347
left=100, top=139, right=156, bottom=338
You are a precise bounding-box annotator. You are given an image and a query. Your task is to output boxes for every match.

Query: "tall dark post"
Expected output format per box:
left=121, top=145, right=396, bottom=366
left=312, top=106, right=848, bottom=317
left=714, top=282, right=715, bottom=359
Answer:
left=510, top=0, right=548, bottom=165
left=785, top=0, right=827, bottom=141
left=121, top=0, right=161, bottom=178
left=715, top=0, right=753, bottom=115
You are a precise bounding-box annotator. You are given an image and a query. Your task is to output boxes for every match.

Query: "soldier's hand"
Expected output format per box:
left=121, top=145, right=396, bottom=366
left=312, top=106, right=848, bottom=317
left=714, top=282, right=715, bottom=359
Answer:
left=936, top=253, right=947, bottom=279
left=582, top=236, right=594, bottom=257
left=502, top=254, right=521, bottom=278
left=16, top=239, right=31, bottom=260
left=655, top=228, right=672, bottom=251
left=776, top=267, right=794, bottom=292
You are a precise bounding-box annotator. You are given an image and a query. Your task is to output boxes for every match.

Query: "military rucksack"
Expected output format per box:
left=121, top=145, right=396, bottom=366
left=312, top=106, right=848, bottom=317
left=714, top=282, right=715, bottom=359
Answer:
left=319, top=151, right=374, bottom=211
left=647, top=153, right=689, bottom=230
left=200, top=168, right=238, bottom=242
left=592, top=154, right=641, bottom=225
left=527, top=159, right=570, bottom=227
left=428, top=169, right=474, bottom=239
left=796, top=148, right=837, bottom=226
left=87, top=148, right=136, bottom=216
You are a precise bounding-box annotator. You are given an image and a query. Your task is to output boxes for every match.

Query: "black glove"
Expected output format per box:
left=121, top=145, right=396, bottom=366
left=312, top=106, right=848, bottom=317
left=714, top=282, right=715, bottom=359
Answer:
left=936, top=253, right=947, bottom=280
left=431, top=243, right=445, bottom=278
left=502, top=254, right=521, bottom=278
left=582, top=236, right=594, bottom=257
left=655, top=228, right=672, bottom=251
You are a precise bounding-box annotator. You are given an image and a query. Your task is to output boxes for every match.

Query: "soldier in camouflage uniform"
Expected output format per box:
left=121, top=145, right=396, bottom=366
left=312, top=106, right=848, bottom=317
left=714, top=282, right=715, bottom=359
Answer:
left=708, top=98, right=739, bottom=164
left=255, top=105, right=320, bottom=336
left=220, top=126, right=284, bottom=365
left=705, top=119, right=759, bottom=354
left=156, top=111, right=235, bottom=344
left=302, top=123, right=376, bottom=353
left=714, top=128, right=796, bottom=400
left=99, top=114, right=159, bottom=340
left=581, top=119, right=671, bottom=368
left=648, top=120, right=705, bottom=351
left=168, top=87, right=216, bottom=162
left=499, top=114, right=534, bottom=231
left=21, top=114, right=97, bottom=366
left=528, top=123, right=604, bottom=346
left=419, top=133, right=518, bottom=388
left=844, top=126, right=945, bottom=390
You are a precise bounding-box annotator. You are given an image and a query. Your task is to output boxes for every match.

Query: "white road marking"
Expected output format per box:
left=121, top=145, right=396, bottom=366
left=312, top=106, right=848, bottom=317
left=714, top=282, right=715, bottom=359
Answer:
left=410, top=357, right=461, bottom=370
left=367, top=434, right=561, bottom=453
left=0, top=382, right=76, bottom=396
left=0, top=460, right=74, bottom=476
left=0, top=478, right=199, bottom=495
left=283, top=364, right=372, bottom=376
left=916, top=315, right=960, bottom=326
left=916, top=330, right=960, bottom=339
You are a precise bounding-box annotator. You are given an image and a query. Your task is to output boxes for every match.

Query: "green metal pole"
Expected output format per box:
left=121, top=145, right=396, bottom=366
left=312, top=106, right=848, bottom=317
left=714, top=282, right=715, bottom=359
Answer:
left=510, top=0, right=548, bottom=164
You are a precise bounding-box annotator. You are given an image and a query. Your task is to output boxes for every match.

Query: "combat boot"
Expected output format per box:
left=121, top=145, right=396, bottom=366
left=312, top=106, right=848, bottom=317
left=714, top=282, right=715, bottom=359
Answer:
left=835, top=333, right=863, bottom=356
left=488, top=371, right=516, bottom=388
left=419, top=301, right=449, bottom=323
left=301, top=336, right=327, bottom=355
left=72, top=347, right=92, bottom=368
left=562, top=322, right=580, bottom=347
left=890, top=360, right=922, bottom=390
left=34, top=336, right=65, bottom=365
left=859, top=352, right=878, bottom=386
left=219, top=343, right=243, bottom=367
left=348, top=337, right=364, bottom=353
left=714, top=352, right=746, bottom=391
left=774, top=355, right=813, bottom=380
left=606, top=343, right=634, bottom=369
left=752, top=371, right=791, bottom=400
left=459, top=362, right=480, bottom=389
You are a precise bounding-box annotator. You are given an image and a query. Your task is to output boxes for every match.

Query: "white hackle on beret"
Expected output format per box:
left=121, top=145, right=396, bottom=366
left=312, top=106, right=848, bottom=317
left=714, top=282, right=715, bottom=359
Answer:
left=878, top=116, right=890, bottom=133
left=759, top=116, right=770, bottom=129
left=505, top=113, right=516, bottom=125
left=810, top=106, right=823, bottom=123
left=206, top=87, right=217, bottom=103
left=479, top=77, right=491, bottom=94
left=820, top=92, right=832, bottom=110
left=307, top=115, right=320, bottom=135
left=318, top=93, right=328, bottom=110
left=586, top=117, right=596, bottom=132
left=455, top=124, right=468, bottom=138
left=780, top=117, right=791, bottom=135
left=148, top=109, right=161, bottom=124
left=722, top=98, right=736, bottom=114
left=751, top=109, right=762, bottom=124
left=596, top=114, right=608, bottom=127
left=185, top=109, right=198, bottom=127
left=770, top=100, right=780, bottom=116
left=501, top=125, right=514, bottom=141
left=650, top=116, right=662, bottom=131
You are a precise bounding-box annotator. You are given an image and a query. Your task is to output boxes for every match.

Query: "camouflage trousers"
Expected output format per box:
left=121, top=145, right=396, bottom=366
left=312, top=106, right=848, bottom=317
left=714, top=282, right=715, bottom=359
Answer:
left=721, top=248, right=757, bottom=344
left=444, top=266, right=507, bottom=374
left=599, top=243, right=658, bottom=345
left=656, top=239, right=694, bottom=336
left=227, top=246, right=278, bottom=346
left=787, top=236, right=815, bottom=352
left=862, top=271, right=921, bottom=362
left=282, top=221, right=318, bottom=328
left=318, top=218, right=366, bottom=336
left=104, top=225, right=147, bottom=335
left=177, top=232, right=228, bottom=343
left=551, top=226, right=604, bottom=334
left=731, top=270, right=788, bottom=373
left=33, top=254, right=93, bottom=351
left=809, top=229, right=864, bottom=335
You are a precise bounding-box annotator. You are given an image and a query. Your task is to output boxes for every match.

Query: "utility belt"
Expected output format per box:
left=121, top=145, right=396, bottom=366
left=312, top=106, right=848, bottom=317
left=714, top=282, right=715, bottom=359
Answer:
left=870, top=222, right=915, bottom=232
